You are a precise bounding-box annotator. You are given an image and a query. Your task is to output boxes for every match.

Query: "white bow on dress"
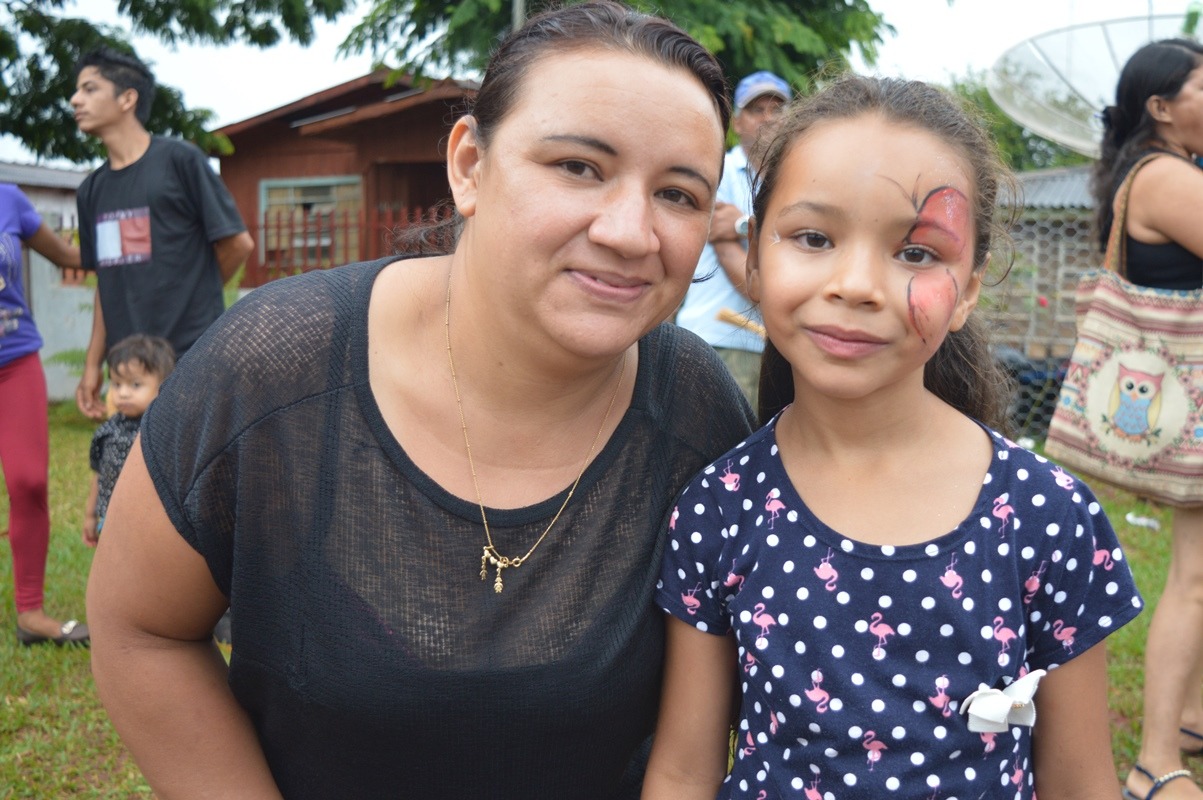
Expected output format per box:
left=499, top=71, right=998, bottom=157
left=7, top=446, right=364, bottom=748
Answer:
left=961, top=669, right=1048, bottom=733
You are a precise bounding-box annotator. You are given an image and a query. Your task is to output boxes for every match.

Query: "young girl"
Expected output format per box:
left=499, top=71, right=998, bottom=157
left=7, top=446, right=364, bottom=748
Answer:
left=644, top=75, right=1143, bottom=800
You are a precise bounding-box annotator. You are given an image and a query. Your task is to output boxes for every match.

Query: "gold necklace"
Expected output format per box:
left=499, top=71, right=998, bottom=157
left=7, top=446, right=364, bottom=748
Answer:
left=444, top=271, right=626, bottom=593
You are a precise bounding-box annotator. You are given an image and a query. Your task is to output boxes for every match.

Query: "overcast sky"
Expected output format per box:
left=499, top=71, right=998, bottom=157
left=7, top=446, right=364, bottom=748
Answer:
left=1, top=0, right=1191, bottom=167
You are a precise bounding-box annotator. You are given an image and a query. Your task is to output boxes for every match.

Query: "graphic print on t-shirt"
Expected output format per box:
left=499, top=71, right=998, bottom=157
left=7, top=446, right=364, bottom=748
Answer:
left=96, top=207, right=151, bottom=268
left=0, top=233, right=22, bottom=336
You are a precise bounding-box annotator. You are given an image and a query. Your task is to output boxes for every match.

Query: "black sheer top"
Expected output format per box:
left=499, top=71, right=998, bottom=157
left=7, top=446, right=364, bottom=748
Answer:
left=140, top=257, right=756, bottom=799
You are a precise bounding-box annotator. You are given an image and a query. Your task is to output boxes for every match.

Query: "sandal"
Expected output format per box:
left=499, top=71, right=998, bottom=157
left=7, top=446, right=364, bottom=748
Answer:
left=15, top=619, right=90, bottom=647
left=1123, top=763, right=1194, bottom=799
left=1183, top=727, right=1203, bottom=757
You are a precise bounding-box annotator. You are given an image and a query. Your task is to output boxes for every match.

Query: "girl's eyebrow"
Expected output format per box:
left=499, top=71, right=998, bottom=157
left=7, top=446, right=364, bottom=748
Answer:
left=776, top=199, right=844, bottom=219
left=541, top=133, right=714, bottom=194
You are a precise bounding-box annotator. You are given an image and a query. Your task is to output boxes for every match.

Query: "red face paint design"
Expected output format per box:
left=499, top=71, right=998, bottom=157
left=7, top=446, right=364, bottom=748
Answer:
left=903, top=185, right=971, bottom=344
left=906, top=185, right=970, bottom=260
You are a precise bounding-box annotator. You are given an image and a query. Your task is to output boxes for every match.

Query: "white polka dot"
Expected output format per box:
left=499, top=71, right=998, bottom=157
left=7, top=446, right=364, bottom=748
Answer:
left=742, top=499, right=753, bottom=511
left=903, top=569, right=918, bottom=582
left=772, top=665, right=785, bottom=679
left=696, top=621, right=709, bottom=632
left=766, top=534, right=780, bottom=547
left=925, top=544, right=940, bottom=557
left=755, top=637, right=769, bottom=650
left=964, top=540, right=977, bottom=555
left=981, top=569, right=993, bottom=583
left=764, top=681, right=773, bottom=695
left=787, top=510, right=799, bottom=523
left=861, top=567, right=875, bottom=581
left=837, top=591, right=851, bottom=605
left=1066, top=557, right=1078, bottom=571
left=941, top=624, right=955, bottom=637
left=882, top=545, right=896, bottom=556
left=980, top=624, right=994, bottom=640
left=911, top=752, right=926, bottom=765
left=916, top=650, right=930, bottom=663
left=689, top=531, right=704, bottom=545
left=794, top=641, right=806, bottom=654
left=997, top=542, right=1010, bottom=557
left=880, top=595, right=894, bottom=609
left=792, top=777, right=803, bottom=790
left=1106, top=581, right=1119, bottom=595
left=677, top=568, right=687, bottom=580
left=872, top=699, right=885, bottom=712
left=843, top=773, right=857, bottom=786
left=851, top=673, right=865, bottom=685
left=757, top=472, right=767, bottom=483
left=979, top=517, right=991, bottom=530
left=814, top=616, right=827, bottom=629
left=1054, top=591, right=1067, bottom=603
left=832, top=644, right=845, bottom=658
left=1021, top=546, right=1035, bottom=559
left=783, top=560, right=795, bottom=573
left=1032, top=494, right=1046, bottom=507
left=796, top=586, right=809, bottom=601
left=1089, top=501, right=1101, bottom=514
left=922, top=596, right=936, bottom=610
left=1045, top=522, right=1059, bottom=537
left=892, top=674, right=906, bottom=687
left=840, top=539, right=855, bottom=553
left=693, top=503, right=706, bottom=515
left=962, top=597, right=975, bottom=612
left=998, top=597, right=1012, bottom=612
left=695, top=561, right=706, bottom=574
left=912, top=700, right=925, bottom=712
left=848, top=726, right=864, bottom=739
left=1052, top=549, right=1063, bottom=563
left=829, top=698, right=843, bottom=711
left=1100, top=615, right=1114, bottom=627
left=803, top=535, right=817, bottom=547
left=958, top=652, right=972, bottom=665
left=886, top=777, right=900, bottom=790
left=790, top=694, right=802, bottom=707
left=965, top=766, right=977, bottom=780
left=762, top=586, right=775, bottom=599
left=927, top=774, right=941, bottom=788
left=897, top=623, right=912, bottom=636
left=933, top=726, right=947, bottom=739
left=670, top=540, right=679, bottom=551
left=779, top=613, right=790, bottom=626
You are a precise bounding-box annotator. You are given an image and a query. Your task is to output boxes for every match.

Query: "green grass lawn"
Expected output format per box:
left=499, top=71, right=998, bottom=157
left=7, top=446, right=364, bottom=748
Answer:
left=0, top=403, right=1192, bottom=795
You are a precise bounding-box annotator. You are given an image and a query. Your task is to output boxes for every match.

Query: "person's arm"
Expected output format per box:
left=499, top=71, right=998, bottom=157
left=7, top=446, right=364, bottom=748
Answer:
left=213, top=231, right=254, bottom=285
left=76, top=289, right=107, bottom=420
left=708, top=201, right=743, bottom=244
left=642, top=616, right=737, bottom=800
left=714, top=240, right=751, bottom=300
left=87, top=440, right=283, bottom=799
left=1030, top=643, right=1121, bottom=799
left=83, top=473, right=100, bottom=547
left=25, top=222, right=81, bottom=269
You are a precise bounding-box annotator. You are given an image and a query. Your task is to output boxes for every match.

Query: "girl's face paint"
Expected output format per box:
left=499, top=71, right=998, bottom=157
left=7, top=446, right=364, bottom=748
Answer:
left=747, top=114, right=981, bottom=404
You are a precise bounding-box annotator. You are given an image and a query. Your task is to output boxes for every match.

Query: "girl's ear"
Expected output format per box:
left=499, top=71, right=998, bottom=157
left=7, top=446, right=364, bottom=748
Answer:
left=745, top=217, right=762, bottom=303
left=447, top=116, right=483, bottom=218
left=949, top=255, right=987, bottom=333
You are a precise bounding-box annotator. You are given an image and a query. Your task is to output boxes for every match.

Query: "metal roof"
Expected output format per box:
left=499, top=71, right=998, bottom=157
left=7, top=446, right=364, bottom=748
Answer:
left=1015, top=164, right=1094, bottom=210
left=0, top=161, right=90, bottom=190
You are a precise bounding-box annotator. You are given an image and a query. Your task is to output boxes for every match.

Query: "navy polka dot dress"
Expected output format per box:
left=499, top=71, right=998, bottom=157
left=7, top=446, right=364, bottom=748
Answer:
left=657, top=417, right=1142, bottom=799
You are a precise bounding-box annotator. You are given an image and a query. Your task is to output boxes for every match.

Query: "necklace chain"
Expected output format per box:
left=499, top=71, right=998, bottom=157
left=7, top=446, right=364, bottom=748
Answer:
left=444, top=270, right=626, bottom=593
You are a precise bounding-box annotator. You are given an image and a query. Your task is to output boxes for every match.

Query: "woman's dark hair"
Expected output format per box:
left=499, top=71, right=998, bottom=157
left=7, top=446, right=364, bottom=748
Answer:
left=755, top=74, right=1017, bottom=431
left=75, top=47, right=157, bottom=124
left=1092, top=38, right=1203, bottom=250
left=106, top=333, right=176, bottom=382
left=396, top=0, right=730, bottom=254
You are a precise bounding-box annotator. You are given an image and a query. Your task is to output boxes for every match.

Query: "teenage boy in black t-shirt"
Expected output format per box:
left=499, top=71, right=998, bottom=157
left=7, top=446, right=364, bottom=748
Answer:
left=71, top=47, right=254, bottom=421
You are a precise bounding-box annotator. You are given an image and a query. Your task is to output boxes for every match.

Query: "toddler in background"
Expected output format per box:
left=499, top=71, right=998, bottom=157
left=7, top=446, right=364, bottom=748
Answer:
left=643, top=74, right=1143, bottom=800
left=83, top=334, right=174, bottom=545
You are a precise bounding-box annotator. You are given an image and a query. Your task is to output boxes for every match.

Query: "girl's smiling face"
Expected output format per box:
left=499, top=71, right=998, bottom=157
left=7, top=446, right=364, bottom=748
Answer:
left=747, top=113, right=982, bottom=403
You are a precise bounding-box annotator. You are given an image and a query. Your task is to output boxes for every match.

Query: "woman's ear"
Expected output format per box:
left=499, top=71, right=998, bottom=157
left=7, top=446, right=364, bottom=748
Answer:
left=745, top=217, right=762, bottom=303
left=447, top=116, right=483, bottom=218
left=1146, top=94, right=1172, bottom=124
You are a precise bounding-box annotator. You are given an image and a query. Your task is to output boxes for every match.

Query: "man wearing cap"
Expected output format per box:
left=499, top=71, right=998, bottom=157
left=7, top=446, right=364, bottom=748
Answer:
left=675, top=71, right=789, bottom=412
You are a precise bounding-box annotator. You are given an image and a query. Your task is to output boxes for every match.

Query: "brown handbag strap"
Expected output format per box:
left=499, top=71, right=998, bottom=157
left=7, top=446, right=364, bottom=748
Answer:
left=1104, top=154, right=1162, bottom=278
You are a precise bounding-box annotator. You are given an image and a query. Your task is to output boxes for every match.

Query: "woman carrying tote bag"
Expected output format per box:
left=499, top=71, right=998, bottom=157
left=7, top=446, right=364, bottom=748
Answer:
left=1079, top=39, right=1203, bottom=800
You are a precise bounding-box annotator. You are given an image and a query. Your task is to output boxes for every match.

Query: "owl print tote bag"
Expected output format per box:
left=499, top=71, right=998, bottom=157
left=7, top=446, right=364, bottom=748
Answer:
left=1045, top=155, right=1203, bottom=507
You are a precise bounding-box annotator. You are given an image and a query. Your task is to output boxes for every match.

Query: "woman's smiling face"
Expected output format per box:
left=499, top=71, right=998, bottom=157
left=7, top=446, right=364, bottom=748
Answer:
left=748, top=113, right=982, bottom=403
left=447, top=47, right=725, bottom=361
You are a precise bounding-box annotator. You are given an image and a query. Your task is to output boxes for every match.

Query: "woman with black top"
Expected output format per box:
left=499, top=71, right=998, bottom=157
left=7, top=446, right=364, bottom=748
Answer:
left=1097, top=38, right=1203, bottom=800
left=85, top=4, right=755, bottom=797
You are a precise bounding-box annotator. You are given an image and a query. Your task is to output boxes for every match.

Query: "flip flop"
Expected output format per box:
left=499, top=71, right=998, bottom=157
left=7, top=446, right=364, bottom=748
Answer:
left=1122, top=763, right=1194, bottom=800
left=15, top=619, right=90, bottom=647
left=1183, top=727, right=1203, bottom=756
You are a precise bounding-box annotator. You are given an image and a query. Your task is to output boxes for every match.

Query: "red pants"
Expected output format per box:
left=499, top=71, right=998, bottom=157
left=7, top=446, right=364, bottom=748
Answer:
left=0, top=352, right=50, bottom=613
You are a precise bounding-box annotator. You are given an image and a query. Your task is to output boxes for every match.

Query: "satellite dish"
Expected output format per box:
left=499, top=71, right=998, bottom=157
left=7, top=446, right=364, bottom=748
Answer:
left=987, top=12, right=1198, bottom=158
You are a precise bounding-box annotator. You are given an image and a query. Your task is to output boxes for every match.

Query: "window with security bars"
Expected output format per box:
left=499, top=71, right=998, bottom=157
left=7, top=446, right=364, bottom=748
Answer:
left=260, top=178, right=362, bottom=274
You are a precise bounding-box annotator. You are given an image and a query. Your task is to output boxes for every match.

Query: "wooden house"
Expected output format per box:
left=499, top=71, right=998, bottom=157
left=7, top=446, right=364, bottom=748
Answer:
left=214, top=70, right=477, bottom=286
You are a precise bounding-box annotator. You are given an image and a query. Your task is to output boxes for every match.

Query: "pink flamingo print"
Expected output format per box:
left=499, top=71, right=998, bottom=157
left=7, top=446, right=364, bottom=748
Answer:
left=743, top=652, right=760, bottom=673
left=669, top=505, right=679, bottom=530
left=767, top=706, right=779, bottom=735
left=756, top=792, right=768, bottom=800
left=814, top=547, right=838, bottom=591
left=992, top=615, right=1018, bottom=655
left=1051, top=465, right=1075, bottom=490
left=928, top=674, right=952, bottom=717
left=765, top=489, right=787, bottom=529
left=741, top=731, right=756, bottom=757
left=804, top=778, right=822, bottom=800
left=981, top=731, right=996, bottom=755
left=682, top=584, right=702, bottom=616
left=1010, top=757, right=1024, bottom=786
left=1023, top=561, right=1047, bottom=605
left=724, top=559, right=745, bottom=592
left=1052, top=619, right=1077, bottom=653
left=752, top=603, right=777, bottom=639
left=805, top=670, right=830, bottom=713
left=1092, top=537, right=1114, bottom=570
left=863, top=730, right=888, bottom=771
left=992, top=494, right=1014, bottom=535
left=719, top=460, right=741, bottom=492
left=868, top=612, right=895, bottom=652
left=939, top=553, right=963, bottom=599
